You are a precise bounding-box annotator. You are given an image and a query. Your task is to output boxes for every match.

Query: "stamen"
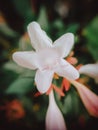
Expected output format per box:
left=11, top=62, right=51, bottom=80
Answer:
left=53, top=84, right=65, bottom=96
left=61, top=78, right=70, bottom=91
left=46, top=84, right=65, bottom=96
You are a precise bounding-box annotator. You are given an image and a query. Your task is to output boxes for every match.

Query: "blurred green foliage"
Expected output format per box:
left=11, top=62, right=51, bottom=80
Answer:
left=0, top=0, right=98, bottom=130
left=84, top=17, right=98, bottom=61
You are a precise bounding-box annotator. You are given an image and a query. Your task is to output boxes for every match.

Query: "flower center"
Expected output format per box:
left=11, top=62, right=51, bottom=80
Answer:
left=37, top=48, right=59, bottom=70
left=44, top=58, right=58, bottom=70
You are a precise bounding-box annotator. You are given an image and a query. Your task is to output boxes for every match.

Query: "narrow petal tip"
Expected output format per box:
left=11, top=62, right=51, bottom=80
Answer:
left=27, top=21, right=52, bottom=51
left=27, top=21, right=39, bottom=30
left=53, top=33, right=74, bottom=58
left=12, top=52, right=20, bottom=62
left=66, top=33, right=74, bottom=39
left=12, top=51, right=38, bottom=70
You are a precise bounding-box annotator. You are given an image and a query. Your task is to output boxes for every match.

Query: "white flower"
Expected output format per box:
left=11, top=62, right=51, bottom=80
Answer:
left=12, top=22, right=79, bottom=93
left=46, top=90, right=67, bottom=130
left=79, top=63, right=98, bottom=83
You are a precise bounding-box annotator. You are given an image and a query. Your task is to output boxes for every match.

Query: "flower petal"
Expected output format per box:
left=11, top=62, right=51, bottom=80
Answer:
left=35, top=70, right=54, bottom=93
left=12, top=51, right=38, bottom=70
left=46, top=91, right=67, bottom=130
left=27, top=22, right=52, bottom=51
left=53, top=33, right=74, bottom=58
left=70, top=80, right=98, bottom=117
left=55, top=59, right=79, bottom=80
left=79, top=63, right=98, bottom=83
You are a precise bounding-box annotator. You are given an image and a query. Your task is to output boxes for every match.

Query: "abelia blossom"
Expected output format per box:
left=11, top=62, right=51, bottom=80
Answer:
left=12, top=22, right=79, bottom=93
left=46, top=90, right=67, bottom=130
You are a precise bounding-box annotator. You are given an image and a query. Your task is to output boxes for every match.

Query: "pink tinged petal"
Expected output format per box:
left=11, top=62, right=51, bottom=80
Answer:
left=46, top=91, right=67, bottom=130
left=79, top=63, right=98, bottom=83
left=12, top=51, right=38, bottom=70
left=55, top=59, right=79, bottom=80
left=35, top=70, right=54, bottom=93
left=70, top=80, right=98, bottom=117
left=53, top=33, right=74, bottom=58
left=27, top=22, right=52, bottom=51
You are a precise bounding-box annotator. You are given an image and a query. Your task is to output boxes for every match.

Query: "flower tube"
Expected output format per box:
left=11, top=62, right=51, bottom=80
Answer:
left=46, top=90, right=67, bottom=130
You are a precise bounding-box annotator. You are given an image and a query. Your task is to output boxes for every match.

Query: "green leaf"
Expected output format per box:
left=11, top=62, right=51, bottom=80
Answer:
left=12, top=0, right=35, bottom=27
left=84, top=16, right=98, bottom=61
left=3, top=61, right=25, bottom=74
left=0, top=23, right=18, bottom=37
left=37, top=6, right=49, bottom=30
left=53, top=19, right=64, bottom=29
left=65, top=23, right=79, bottom=34
left=3, top=61, right=36, bottom=77
left=13, top=0, right=32, bottom=17
left=6, top=77, right=34, bottom=95
left=57, top=87, right=82, bottom=117
left=19, top=37, right=32, bottom=51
